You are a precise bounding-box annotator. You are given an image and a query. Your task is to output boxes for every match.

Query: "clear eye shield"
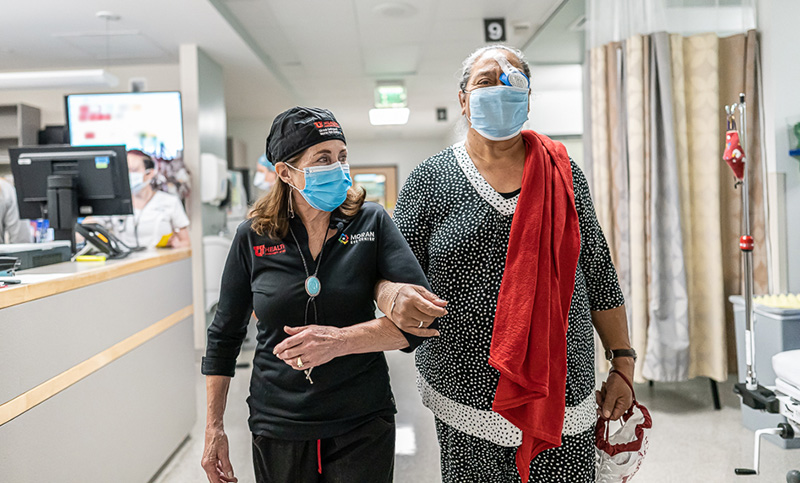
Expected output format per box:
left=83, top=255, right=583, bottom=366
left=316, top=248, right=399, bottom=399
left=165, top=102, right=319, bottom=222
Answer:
left=493, top=54, right=530, bottom=89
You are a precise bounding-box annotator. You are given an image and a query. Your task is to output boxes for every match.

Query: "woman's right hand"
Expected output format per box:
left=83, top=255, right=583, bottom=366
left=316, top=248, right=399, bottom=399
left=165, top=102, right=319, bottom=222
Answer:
left=391, top=284, right=448, bottom=335
left=201, top=426, right=238, bottom=483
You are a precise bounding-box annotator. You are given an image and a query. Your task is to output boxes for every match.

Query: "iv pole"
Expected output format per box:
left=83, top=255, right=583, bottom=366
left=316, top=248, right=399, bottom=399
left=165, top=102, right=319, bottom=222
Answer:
left=738, top=93, right=758, bottom=391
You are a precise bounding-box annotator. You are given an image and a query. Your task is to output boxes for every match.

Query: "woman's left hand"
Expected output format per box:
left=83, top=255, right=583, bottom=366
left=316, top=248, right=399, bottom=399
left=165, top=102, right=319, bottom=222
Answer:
left=596, top=360, right=635, bottom=420
left=273, top=325, right=345, bottom=370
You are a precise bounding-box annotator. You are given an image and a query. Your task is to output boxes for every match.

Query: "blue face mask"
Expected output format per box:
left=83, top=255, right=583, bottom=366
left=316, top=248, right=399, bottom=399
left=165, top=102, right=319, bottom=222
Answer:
left=467, top=86, right=530, bottom=141
left=287, top=162, right=352, bottom=212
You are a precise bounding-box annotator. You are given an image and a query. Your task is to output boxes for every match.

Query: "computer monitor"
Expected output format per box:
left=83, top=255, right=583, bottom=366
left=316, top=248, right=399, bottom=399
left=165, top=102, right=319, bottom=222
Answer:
left=9, top=145, right=132, bottom=252
left=65, top=91, right=184, bottom=159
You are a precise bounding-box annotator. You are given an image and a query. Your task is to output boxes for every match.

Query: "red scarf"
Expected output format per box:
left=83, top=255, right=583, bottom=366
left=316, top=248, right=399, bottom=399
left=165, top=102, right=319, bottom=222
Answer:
left=488, top=130, right=581, bottom=483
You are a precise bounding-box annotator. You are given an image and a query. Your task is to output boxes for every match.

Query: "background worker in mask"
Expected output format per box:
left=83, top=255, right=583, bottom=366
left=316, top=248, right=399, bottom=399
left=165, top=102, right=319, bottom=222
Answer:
left=378, top=45, right=636, bottom=483
left=92, top=150, right=190, bottom=248
left=201, top=107, right=440, bottom=483
left=253, top=154, right=277, bottom=193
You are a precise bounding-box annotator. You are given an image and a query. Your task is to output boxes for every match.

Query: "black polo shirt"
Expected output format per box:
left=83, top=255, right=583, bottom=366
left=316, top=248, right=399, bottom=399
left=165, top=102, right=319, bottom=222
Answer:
left=202, top=202, right=431, bottom=440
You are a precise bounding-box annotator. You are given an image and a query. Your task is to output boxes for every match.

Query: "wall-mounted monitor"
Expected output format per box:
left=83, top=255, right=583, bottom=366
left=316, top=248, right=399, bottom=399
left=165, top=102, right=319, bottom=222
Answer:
left=65, top=91, right=184, bottom=160
left=65, top=91, right=190, bottom=201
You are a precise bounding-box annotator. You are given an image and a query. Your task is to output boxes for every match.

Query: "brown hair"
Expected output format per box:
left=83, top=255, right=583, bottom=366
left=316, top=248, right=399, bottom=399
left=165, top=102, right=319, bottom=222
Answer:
left=249, top=155, right=366, bottom=240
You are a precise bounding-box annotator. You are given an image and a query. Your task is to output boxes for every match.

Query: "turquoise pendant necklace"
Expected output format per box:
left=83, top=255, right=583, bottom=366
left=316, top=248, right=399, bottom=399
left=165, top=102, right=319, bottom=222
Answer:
left=288, top=221, right=331, bottom=384
left=289, top=223, right=330, bottom=299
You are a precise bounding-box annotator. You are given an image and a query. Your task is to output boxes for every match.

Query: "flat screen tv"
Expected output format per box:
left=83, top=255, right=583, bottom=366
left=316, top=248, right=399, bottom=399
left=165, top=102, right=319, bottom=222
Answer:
left=65, top=91, right=183, bottom=159
left=65, top=91, right=190, bottom=200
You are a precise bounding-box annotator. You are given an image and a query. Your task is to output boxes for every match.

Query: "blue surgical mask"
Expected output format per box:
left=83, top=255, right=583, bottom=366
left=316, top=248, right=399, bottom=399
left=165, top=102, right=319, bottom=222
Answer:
left=287, top=162, right=352, bottom=212
left=467, top=86, right=530, bottom=141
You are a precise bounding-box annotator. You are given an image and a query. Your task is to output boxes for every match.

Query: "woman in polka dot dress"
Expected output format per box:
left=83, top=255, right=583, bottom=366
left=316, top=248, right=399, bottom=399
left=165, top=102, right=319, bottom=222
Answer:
left=379, top=46, right=637, bottom=483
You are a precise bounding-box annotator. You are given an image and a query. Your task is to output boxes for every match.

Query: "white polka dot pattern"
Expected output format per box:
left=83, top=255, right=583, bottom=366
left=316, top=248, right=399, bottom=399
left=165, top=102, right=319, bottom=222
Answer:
left=418, top=368, right=522, bottom=447
left=393, top=145, right=625, bottom=482
left=418, top=369, right=598, bottom=447
left=452, top=142, right=519, bottom=216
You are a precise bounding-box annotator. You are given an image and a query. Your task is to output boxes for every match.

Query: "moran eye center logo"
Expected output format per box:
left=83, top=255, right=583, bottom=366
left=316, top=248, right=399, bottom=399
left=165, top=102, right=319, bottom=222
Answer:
left=339, top=231, right=375, bottom=245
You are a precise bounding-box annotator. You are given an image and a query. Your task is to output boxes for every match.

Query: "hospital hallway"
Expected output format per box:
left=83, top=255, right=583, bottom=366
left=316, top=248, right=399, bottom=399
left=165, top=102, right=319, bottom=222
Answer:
left=152, top=350, right=798, bottom=483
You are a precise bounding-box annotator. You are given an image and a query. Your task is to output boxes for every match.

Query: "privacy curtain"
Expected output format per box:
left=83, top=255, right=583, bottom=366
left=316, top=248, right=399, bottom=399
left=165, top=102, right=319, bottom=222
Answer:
left=586, top=30, right=766, bottom=383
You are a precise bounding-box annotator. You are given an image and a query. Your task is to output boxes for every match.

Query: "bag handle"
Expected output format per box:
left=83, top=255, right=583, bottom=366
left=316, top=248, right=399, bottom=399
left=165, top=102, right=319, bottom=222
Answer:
left=610, top=369, right=636, bottom=402
left=595, top=370, right=653, bottom=457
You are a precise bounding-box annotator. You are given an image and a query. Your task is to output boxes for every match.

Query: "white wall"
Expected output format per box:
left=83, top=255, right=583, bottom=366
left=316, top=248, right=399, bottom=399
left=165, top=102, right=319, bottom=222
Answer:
left=346, top=137, right=450, bottom=187
left=229, top=116, right=450, bottom=189
left=180, top=45, right=228, bottom=349
left=528, top=64, right=584, bottom=137
left=227, top=118, right=270, bottom=173
left=0, top=64, right=180, bottom=127
left=758, top=0, right=800, bottom=293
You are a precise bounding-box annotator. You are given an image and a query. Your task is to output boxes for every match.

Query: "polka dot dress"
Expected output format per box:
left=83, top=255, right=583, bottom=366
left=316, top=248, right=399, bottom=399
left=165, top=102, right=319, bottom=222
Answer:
left=393, top=142, right=625, bottom=483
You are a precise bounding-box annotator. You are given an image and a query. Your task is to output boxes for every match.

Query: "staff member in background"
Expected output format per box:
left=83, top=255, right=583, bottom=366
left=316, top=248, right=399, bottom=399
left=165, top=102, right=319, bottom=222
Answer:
left=378, top=45, right=635, bottom=483
left=0, top=177, right=32, bottom=243
left=96, top=150, right=190, bottom=248
left=253, top=154, right=277, bottom=193
left=201, top=107, right=439, bottom=483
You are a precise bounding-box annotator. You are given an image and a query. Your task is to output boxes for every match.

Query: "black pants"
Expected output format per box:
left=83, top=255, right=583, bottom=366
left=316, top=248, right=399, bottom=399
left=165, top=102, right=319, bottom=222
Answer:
left=252, top=416, right=395, bottom=483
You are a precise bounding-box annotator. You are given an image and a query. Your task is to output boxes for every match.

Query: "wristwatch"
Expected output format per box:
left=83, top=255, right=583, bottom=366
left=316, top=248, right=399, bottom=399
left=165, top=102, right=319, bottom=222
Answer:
left=605, top=348, right=637, bottom=362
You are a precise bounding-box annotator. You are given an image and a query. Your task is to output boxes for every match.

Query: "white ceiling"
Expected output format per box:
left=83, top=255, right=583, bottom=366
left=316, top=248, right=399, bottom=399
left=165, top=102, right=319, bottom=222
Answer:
left=214, top=0, right=566, bottom=139
left=0, top=0, right=575, bottom=141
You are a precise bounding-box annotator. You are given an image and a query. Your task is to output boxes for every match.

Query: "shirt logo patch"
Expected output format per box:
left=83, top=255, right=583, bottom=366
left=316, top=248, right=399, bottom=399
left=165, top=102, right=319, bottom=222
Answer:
left=254, top=243, right=286, bottom=257
left=341, top=231, right=375, bottom=246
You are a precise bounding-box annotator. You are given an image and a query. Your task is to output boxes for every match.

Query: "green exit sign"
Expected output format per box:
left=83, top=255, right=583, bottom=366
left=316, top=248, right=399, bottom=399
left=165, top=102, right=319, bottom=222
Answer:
left=374, top=82, right=407, bottom=108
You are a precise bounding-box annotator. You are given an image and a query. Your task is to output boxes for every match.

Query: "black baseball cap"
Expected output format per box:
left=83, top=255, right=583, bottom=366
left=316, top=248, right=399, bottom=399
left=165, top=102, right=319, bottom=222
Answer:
left=265, top=107, right=346, bottom=165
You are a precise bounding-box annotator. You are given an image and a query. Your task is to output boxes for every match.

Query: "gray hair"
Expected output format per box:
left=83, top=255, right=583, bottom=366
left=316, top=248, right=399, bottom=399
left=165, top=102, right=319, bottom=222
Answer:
left=459, top=45, right=531, bottom=92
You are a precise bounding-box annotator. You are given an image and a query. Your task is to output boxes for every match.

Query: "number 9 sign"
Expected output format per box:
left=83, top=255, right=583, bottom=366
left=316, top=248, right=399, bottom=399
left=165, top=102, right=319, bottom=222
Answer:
left=484, top=18, right=506, bottom=42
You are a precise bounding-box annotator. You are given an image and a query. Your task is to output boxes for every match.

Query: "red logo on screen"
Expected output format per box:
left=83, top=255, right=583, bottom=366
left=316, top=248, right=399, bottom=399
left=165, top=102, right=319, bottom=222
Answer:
left=78, top=104, right=111, bottom=122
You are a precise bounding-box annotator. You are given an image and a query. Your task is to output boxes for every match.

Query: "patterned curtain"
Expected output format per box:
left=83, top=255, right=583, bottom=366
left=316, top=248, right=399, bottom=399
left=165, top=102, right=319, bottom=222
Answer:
left=585, top=30, right=766, bottom=383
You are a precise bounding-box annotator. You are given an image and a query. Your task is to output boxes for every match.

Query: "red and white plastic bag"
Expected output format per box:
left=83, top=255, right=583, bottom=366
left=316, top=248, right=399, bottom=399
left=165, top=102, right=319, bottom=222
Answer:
left=595, top=370, right=652, bottom=483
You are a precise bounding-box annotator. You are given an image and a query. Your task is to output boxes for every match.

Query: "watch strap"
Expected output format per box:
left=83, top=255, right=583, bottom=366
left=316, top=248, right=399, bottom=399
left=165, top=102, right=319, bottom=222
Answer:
left=605, top=348, right=637, bottom=362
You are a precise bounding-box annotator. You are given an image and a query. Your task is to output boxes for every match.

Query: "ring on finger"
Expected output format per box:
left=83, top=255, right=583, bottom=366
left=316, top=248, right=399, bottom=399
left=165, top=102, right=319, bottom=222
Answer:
left=417, top=320, right=424, bottom=329
left=297, top=357, right=304, bottom=368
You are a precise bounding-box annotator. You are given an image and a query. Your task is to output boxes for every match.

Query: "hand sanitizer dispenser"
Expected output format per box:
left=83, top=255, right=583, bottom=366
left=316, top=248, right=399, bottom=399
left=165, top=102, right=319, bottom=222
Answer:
left=201, top=153, right=228, bottom=205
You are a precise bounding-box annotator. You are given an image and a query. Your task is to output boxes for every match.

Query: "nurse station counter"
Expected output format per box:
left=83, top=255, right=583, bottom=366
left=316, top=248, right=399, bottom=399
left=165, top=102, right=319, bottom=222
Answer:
left=0, top=248, right=195, bottom=482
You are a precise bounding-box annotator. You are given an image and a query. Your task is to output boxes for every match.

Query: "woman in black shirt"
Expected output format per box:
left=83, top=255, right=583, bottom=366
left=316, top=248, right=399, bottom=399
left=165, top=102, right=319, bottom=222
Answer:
left=201, top=107, right=438, bottom=483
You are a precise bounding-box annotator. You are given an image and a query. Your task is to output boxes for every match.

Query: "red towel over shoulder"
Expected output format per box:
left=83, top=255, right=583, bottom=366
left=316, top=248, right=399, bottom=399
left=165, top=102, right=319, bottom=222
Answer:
left=488, top=130, right=581, bottom=483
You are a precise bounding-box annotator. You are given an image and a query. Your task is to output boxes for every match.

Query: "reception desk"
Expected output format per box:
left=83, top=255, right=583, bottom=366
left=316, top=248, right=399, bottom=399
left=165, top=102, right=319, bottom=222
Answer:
left=0, top=248, right=196, bottom=482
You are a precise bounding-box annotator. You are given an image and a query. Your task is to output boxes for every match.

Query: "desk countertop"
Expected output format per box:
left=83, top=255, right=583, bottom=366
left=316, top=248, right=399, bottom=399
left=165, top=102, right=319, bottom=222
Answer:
left=0, top=248, right=191, bottom=310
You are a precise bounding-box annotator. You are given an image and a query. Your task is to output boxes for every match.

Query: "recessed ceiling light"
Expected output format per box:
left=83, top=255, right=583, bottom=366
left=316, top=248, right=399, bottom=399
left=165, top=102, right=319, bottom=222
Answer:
left=369, top=108, right=410, bottom=126
left=372, top=2, right=417, bottom=18
left=96, top=11, right=121, bottom=21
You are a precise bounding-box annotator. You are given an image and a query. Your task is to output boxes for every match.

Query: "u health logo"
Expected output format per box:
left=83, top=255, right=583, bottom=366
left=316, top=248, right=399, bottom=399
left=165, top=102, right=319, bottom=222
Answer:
left=314, top=120, right=340, bottom=129
left=254, top=244, right=286, bottom=257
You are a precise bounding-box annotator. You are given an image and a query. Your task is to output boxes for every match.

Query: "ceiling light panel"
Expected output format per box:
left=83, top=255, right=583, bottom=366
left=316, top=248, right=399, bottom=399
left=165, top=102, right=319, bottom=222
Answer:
left=53, top=31, right=169, bottom=60
left=369, top=107, right=409, bottom=125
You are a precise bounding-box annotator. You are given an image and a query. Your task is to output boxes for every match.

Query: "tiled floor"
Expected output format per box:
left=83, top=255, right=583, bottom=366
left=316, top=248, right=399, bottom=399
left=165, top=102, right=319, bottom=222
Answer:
left=153, top=350, right=799, bottom=483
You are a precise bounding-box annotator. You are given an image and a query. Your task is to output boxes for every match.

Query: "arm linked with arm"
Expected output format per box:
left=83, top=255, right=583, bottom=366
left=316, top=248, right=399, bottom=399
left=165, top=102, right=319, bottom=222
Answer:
left=273, top=316, right=411, bottom=370
left=376, top=164, right=448, bottom=339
